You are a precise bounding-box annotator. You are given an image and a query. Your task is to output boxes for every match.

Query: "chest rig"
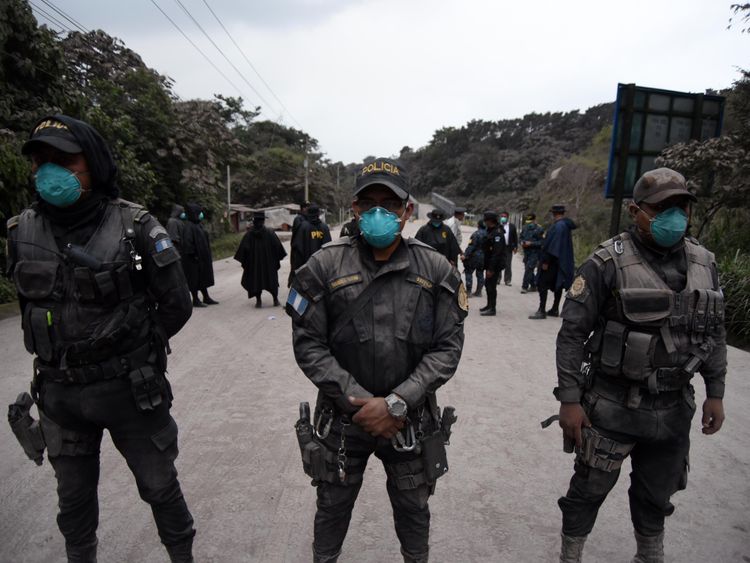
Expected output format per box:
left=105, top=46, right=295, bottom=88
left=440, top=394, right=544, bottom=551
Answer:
left=591, top=232, right=723, bottom=397
left=12, top=201, right=152, bottom=369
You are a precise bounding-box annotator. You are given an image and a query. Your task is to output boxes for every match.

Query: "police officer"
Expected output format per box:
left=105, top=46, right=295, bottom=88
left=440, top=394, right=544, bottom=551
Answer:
left=479, top=211, right=506, bottom=316
left=6, top=115, right=196, bottom=562
left=462, top=219, right=487, bottom=297
left=290, top=204, right=332, bottom=273
left=554, top=168, right=727, bottom=563
left=287, top=157, right=467, bottom=563
left=415, top=208, right=461, bottom=265
left=519, top=212, right=544, bottom=293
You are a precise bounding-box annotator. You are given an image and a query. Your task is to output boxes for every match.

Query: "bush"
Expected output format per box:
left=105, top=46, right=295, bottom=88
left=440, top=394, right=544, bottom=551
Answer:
left=210, top=232, right=244, bottom=261
left=719, top=252, right=750, bottom=347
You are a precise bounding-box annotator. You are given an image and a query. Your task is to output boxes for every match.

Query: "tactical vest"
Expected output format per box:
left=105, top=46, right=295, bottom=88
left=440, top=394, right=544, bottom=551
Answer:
left=11, top=200, right=153, bottom=369
left=591, top=232, right=723, bottom=392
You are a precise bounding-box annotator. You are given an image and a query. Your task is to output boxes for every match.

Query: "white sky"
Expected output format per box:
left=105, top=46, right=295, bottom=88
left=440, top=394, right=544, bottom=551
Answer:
left=34, top=0, right=748, bottom=163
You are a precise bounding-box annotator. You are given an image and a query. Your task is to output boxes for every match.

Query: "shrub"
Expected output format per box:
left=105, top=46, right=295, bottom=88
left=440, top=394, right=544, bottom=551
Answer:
left=718, top=252, right=750, bottom=347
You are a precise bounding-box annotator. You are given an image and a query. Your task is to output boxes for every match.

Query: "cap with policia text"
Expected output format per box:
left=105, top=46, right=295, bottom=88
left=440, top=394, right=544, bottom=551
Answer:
left=633, top=168, right=697, bottom=205
left=22, top=118, right=82, bottom=155
left=550, top=204, right=566, bottom=214
left=354, top=158, right=409, bottom=200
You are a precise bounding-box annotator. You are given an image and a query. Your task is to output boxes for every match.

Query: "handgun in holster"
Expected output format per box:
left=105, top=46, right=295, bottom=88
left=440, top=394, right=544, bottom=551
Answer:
left=8, top=392, right=45, bottom=466
left=295, top=402, right=326, bottom=482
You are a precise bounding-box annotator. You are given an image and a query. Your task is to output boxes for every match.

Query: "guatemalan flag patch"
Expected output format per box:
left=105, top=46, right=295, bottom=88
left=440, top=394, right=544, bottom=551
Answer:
left=155, top=238, right=174, bottom=252
left=287, top=288, right=309, bottom=316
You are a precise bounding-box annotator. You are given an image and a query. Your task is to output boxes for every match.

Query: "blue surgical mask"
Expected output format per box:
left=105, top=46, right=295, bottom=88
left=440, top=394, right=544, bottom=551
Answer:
left=180, top=212, right=186, bottom=220
left=640, top=206, right=688, bottom=247
left=359, top=207, right=402, bottom=248
left=34, top=162, right=84, bottom=207
left=198, top=211, right=205, bottom=221
left=500, top=217, right=508, bottom=224
left=430, top=221, right=442, bottom=228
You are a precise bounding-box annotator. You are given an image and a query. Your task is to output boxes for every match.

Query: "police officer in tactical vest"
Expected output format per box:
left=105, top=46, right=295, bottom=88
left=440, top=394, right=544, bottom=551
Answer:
left=553, top=168, right=727, bottom=563
left=6, top=116, right=196, bottom=562
left=287, top=158, right=466, bottom=563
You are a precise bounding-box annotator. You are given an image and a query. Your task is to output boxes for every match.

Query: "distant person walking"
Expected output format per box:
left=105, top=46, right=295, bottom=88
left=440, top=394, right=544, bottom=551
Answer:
left=529, top=204, right=576, bottom=319
left=339, top=216, right=360, bottom=238
left=415, top=208, right=461, bottom=265
left=234, top=211, right=287, bottom=308
left=499, top=211, right=518, bottom=286
left=182, top=202, right=219, bottom=307
left=463, top=219, right=488, bottom=297
left=479, top=211, right=507, bottom=316
left=520, top=212, right=544, bottom=293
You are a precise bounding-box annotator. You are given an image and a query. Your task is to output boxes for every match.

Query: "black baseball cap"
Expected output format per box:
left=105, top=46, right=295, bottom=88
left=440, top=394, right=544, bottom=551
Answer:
left=354, top=158, right=409, bottom=200
left=483, top=210, right=499, bottom=221
left=633, top=168, right=697, bottom=204
left=550, top=204, right=566, bottom=214
left=22, top=118, right=82, bottom=155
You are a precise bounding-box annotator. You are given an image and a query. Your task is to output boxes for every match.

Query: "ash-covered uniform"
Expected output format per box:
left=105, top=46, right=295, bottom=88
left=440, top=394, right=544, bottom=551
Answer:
left=555, top=227, right=726, bottom=538
left=6, top=198, right=195, bottom=553
left=287, top=236, right=467, bottom=560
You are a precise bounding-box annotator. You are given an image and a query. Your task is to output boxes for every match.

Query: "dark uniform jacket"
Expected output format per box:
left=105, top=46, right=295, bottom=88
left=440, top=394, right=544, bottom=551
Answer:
left=287, top=237, right=467, bottom=413
left=482, top=225, right=507, bottom=273
left=464, top=227, right=488, bottom=270
left=414, top=223, right=461, bottom=264
left=520, top=222, right=544, bottom=266
left=556, top=227, right=727, bottom=404
left=291, top=216, right=332, bottom=270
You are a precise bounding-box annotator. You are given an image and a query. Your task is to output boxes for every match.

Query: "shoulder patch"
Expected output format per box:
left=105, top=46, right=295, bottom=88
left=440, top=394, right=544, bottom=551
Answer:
left=287, top=288, right=310, bottom=316
left=155, top=238, right=174, bottom=253
left=566, top=275, right=590, bottom=303
left=457, top=282, right=469, bottom=312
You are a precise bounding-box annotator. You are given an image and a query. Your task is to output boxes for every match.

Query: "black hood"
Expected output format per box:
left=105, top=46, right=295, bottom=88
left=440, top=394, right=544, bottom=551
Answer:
left=185, top=202, right=202, bottom=223
left=170, top=204, right=185, bottom=218
left=28, top=114, right=119, bottom=198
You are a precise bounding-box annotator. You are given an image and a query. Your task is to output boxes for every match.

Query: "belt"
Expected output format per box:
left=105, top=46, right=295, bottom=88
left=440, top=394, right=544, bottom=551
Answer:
left=592, top=373, right=686, bottom=407
left=35, top=342, right=152, bottom=385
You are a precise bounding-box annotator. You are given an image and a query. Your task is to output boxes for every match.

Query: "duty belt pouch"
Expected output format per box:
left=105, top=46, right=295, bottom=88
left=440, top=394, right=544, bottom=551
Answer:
left=621, top=331, right=655, bottom=382
left=295, top=403, right=326, bottom=482
left=600, top=321, right=627, bottom=376
left=94, top=271, right=118, bottom=304
left=421, top=431, right=449, bottom=483
left=128, top=366, right=163, bottom=411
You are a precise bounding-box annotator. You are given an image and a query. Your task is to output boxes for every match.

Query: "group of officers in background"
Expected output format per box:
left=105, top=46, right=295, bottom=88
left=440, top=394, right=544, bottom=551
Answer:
left=413, top=204, right=576, bottom=319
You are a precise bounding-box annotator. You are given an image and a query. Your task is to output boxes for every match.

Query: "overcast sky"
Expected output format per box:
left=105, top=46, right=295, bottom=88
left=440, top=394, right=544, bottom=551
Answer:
left=33, top=0, right=747, bottom=164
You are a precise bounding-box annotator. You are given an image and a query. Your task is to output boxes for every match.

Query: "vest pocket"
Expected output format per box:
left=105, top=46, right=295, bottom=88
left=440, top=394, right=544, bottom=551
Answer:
left=22, top=305, right=55, bottom=362
left=618, top=288, right=672, bottom=324
left=13, top=260, right=59, bottom=300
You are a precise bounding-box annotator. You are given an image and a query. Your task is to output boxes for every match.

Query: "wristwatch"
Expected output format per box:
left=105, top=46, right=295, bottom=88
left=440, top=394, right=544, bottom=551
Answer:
left=385, top=393, right=408, bottom=420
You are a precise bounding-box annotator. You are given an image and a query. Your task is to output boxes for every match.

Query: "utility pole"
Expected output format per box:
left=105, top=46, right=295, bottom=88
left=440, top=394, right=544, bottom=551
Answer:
left=304, top=141, right=309, bottom=202
left=226, top=164, right=231, bottom=217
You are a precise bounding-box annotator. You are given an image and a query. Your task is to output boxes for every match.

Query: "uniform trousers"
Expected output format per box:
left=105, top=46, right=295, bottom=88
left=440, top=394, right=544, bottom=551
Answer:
left=559, top=381, right=695, bottom=537
left=39, top=376, right=195, bottom=550
left=313, top=418, right=431, bottom=559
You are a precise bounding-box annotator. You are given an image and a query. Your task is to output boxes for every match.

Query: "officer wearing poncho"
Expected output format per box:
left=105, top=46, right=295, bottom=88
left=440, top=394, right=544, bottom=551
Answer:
left=234, top=211, right=287, bottom=307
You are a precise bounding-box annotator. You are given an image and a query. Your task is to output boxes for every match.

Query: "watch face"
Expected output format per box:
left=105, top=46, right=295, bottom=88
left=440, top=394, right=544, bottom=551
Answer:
left=388, top=396, right=407, bottom=417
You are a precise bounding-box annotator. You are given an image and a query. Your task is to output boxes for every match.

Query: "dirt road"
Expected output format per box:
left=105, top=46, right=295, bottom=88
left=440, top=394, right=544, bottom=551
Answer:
left=1, top=221, right=748, bottom=562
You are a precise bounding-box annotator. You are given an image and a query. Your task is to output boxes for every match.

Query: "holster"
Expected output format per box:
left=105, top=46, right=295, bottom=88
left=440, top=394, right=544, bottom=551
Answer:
left=295, top=402, right=328, bottom=482
left=128, top=366, right=163, bottom=411
left=8, top=392, right=46, bottom=466
left=576, top=426, right=634, bottom=472
left=421, top=431, right=448, bottom=482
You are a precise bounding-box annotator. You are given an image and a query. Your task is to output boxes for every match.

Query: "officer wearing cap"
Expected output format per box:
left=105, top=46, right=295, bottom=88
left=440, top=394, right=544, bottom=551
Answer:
left=415, top=207, right=461, bottom=265
left=287, top=157, right=467, bottom=563
left=6, top=115, right=196, bottom=562
left=553, top=168, right=727, bottom=563
left=479, top=210, right=506, bottom=316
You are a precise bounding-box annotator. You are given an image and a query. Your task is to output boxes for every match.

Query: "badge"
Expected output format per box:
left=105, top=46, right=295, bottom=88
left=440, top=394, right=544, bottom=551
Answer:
left=457, top=283, right=469, bottom=312
left=568, top=275, right=586, bottom=298
left=442, top=231, right=447, bottom=239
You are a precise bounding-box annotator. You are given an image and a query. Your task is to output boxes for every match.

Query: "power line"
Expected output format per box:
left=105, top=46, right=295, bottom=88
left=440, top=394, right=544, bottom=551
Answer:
left=172, top=0, right=275, bottom=114
left=28, top=1, right=70, bottom=33
left=200, top=0, right=304, bottom=130
left=148, top=0, right=246, bottom=99
left=38, top=0, right=89, bottom=34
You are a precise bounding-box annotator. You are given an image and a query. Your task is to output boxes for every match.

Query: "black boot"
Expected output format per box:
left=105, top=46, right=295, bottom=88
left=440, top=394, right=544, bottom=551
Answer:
left=480, top=307, right=496, bottom=316
left=473, top=286, right=483, bottom=297
left=201, top=291, right=219, bottom=305
left=166, top=537, right=194, bottom=563
left=255, top=297, right=262, bottom=308
left=66, top=538, right=98, bottom=563
left=546, top=308, right=559, bottom=317
left=529, top=308, right=547, bottom=319
left=313, top=545, right=341, bottom=563
left=402, top=547, right=429, bottom=562
left=192, top=297, right=206, bottom=308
